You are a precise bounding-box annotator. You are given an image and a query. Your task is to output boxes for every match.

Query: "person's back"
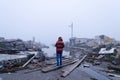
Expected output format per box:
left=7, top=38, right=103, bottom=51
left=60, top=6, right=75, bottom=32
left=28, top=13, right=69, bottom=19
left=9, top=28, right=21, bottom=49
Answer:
left=55, top=37, right=64, bottom=66
left=55, top=37, right=64, bottom=53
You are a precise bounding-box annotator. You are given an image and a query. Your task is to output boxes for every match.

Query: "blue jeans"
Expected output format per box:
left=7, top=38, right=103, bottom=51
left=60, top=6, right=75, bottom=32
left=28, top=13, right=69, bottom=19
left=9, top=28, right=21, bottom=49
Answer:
left=56, top=53, right=62, bottom=66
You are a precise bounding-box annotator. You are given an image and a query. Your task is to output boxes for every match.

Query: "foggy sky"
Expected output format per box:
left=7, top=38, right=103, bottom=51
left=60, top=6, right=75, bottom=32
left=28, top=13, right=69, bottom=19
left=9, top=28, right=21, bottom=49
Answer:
left=0, top=0, right=120, bottom=44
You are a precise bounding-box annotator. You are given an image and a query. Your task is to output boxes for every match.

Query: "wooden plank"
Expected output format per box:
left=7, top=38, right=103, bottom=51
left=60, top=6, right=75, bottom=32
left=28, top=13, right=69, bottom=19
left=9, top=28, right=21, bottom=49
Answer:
left=46, top=59, right=71, bottom=65
left=41, top=59, right=79, bottom=73
left=61, top=55, right=87, bottom=77
left=22, top=54, right=36, bottom=68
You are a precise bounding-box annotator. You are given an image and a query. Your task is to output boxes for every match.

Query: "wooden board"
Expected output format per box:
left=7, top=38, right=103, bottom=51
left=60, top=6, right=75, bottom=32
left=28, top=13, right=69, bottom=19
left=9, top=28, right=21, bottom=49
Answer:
left=41, top=59, right=78, bottom=73
left=46, top=58, right=71, bottom=65
left=22, top=54, right=36, bottom=68
left=61, top=55, right=87, bottom=77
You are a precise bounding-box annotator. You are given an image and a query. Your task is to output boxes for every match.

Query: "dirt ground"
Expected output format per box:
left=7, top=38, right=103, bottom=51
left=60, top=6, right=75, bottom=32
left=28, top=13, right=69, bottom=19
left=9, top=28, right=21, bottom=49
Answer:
left=0, top=61, right=120, bottom=80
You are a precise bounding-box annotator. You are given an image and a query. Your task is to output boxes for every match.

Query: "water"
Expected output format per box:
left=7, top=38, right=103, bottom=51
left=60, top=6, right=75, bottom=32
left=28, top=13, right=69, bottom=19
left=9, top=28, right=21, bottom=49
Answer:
left=42, top=45, right=70, bottom=57
left=0, top=54, right=27, bottom=61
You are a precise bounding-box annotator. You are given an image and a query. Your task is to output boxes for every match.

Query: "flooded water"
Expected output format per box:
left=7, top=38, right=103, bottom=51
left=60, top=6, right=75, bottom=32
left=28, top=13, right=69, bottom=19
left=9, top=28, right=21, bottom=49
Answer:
left=42, top=45, right=70, bottom=57
left=0, top=54, right=27, bottom=61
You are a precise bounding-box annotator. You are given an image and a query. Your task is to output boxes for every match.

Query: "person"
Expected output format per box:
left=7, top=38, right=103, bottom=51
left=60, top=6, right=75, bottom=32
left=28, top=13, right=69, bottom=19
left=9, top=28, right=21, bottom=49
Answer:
left=55, top=37, right=64, bottom=66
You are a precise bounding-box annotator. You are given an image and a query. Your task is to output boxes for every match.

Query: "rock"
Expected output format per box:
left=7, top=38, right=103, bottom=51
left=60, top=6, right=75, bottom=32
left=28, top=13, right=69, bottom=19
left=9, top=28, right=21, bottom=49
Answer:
left=83, top=64, right=90, bottom=68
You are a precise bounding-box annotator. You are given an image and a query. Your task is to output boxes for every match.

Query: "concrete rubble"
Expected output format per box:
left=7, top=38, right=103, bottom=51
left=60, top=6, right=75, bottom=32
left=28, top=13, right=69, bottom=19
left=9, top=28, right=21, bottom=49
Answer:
left=64, top=35, right=120, bottom=79
left=0, top=37, right=45, bottom=73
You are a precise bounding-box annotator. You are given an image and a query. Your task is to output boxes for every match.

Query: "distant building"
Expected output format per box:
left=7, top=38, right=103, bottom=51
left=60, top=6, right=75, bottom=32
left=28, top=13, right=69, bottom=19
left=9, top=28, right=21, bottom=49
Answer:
left=95, top=35, right=117, bottom=45
left=69, top=37, right=97, bottom=47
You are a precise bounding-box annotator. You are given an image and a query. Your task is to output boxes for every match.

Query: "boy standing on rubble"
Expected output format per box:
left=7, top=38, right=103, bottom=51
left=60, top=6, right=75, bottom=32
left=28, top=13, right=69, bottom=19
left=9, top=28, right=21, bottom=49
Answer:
left=55, top=37, right=64, bottom=66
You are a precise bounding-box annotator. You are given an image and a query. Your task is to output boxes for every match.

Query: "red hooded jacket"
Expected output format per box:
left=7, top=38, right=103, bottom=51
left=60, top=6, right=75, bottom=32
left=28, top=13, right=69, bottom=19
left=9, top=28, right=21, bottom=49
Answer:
left=55, top=37, right=64, bottom=53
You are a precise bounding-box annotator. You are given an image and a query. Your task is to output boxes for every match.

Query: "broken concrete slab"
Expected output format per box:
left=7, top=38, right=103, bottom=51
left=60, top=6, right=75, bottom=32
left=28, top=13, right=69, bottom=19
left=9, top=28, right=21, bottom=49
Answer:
left=0, top=54, right=27, bottom=61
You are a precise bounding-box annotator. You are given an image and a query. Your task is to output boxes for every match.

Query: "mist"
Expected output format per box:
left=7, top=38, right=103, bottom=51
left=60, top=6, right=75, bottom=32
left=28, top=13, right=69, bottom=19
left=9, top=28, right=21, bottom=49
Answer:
left=0, top=0, right=120, bottom=45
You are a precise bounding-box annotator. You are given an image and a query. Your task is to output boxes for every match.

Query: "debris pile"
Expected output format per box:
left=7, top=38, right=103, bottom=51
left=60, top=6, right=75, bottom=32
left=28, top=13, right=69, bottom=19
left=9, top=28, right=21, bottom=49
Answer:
left=0, top=37, right=47, bottom=53
left=1, top=35, right=120, bottom=80
left=0, top=37, right=45, bottom=73
left=64, top=35, right=120, bottom=79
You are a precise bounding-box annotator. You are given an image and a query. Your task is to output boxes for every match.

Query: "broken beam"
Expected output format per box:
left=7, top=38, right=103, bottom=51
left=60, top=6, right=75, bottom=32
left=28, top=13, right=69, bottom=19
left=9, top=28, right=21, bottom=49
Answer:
left=41, top=59, right=78, bottom=73
left=22, top=54, right=36, bottom=68
left=61, top=55, right=87, bottom=77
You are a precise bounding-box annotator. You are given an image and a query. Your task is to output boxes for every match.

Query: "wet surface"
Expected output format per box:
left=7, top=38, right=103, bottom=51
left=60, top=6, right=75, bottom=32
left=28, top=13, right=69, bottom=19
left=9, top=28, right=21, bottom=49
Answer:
left=0, top=68, right=91, bottom=80
left=0, top=78, right=2, bottom=80
left=80, top=66, right=110, bottom=80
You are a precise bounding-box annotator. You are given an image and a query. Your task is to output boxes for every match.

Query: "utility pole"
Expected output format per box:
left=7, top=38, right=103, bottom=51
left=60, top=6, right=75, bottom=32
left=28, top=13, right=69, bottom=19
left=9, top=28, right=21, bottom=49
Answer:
left=69, top=22, right=73, bottom=38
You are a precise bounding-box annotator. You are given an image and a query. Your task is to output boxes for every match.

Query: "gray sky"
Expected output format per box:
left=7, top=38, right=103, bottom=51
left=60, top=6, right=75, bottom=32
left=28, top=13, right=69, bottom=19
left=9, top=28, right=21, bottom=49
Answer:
left=0, top=0, right=120, bottom=44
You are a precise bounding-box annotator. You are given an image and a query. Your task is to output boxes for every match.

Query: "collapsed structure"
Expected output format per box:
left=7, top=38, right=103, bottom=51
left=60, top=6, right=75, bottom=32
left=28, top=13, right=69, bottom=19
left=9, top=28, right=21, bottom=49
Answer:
left=68, top=35, right=120, bottom=61
left=0, top=35, right=120, bottom=80
left=0, top=37, right=45, bottom=72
